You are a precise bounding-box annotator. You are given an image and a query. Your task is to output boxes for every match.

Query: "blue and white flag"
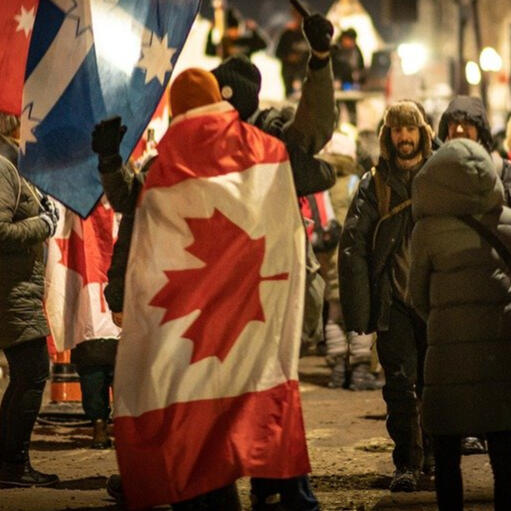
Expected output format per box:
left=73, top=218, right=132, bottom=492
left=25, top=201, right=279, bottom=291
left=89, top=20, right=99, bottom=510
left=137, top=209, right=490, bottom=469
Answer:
left=19, top=0, right=201, bottom=217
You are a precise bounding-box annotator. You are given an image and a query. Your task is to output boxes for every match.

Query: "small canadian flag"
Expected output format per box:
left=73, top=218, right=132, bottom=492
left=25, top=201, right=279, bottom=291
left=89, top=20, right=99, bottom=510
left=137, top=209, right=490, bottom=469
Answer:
left=44, top=197, right=120, bottom=352
left=114, top=102, right=310, bottom=510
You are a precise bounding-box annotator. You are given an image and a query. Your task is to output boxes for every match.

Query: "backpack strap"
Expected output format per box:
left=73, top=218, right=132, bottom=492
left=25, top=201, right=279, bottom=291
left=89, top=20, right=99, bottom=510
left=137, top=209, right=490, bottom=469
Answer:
left=459, top=214, right=511, bottom=272
left=370, top=166, right=412, bottom=249
left=371, top=166, right=391, bottom=217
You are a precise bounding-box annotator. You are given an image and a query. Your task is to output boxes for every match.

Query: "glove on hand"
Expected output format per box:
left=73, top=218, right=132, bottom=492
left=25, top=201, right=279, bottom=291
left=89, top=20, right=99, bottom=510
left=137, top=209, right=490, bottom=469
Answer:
left=39, top=211, right=58, bottom=237
left=303, top=13, right=333, bottom=53
left=91, top=116, right=127, bottom=158
left=40, top=195, right=60, bottom=223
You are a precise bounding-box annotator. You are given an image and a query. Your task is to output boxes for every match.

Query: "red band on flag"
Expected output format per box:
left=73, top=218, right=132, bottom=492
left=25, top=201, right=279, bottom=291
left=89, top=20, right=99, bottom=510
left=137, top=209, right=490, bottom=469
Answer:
left=145, top=109, right=289, bottom=190
left=0, top=1, right=39, bottom=115
left=114, top=380, right=310, bottom=509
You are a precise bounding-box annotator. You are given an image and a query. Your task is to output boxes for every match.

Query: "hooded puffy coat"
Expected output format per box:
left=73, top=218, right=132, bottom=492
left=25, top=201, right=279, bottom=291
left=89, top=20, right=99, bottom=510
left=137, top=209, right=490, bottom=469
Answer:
left=0, top=136, right=50, bottom=349
left=410, top=138, right=511, bottom=435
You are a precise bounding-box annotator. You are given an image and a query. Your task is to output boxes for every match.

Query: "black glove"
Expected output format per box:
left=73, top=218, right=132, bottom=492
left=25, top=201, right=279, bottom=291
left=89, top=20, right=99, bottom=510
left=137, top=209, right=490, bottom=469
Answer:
left=91, top=116, right=127, bottom=158
left=303, top=14, right=333, bottom=53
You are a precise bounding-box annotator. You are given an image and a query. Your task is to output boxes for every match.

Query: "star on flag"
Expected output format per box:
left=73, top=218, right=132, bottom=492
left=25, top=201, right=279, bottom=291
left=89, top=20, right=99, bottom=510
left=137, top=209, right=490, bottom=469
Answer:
left=14, top=4, right=36, bottom=37
left=138, top=33, right=176, bottom=85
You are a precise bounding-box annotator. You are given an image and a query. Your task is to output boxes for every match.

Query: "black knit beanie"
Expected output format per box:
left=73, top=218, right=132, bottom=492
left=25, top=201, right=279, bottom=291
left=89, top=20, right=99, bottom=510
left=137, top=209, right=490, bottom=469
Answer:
left=212, top=55, right=262, bottom=121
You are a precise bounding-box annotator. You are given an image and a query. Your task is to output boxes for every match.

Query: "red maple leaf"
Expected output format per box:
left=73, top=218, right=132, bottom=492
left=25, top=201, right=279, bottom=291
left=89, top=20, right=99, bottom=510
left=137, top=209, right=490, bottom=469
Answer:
left=150, top=208, right=289, bottom=364
left=55, top=203, right=115, bottom=312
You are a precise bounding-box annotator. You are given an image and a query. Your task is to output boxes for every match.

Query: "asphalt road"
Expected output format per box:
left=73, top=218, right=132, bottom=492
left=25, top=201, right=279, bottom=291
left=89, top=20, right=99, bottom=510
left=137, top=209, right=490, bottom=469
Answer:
left=0, top=356, right=495, bottom=510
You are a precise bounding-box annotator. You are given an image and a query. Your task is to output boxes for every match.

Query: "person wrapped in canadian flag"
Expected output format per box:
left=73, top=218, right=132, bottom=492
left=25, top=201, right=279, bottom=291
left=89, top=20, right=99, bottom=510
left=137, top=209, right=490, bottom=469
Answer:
left=112, top=68, right=315, bottom=510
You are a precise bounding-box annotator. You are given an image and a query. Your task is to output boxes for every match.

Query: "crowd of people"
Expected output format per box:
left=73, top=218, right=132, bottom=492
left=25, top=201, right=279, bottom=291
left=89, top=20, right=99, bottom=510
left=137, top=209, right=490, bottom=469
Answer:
left=1, top=5, right=511, bottom=511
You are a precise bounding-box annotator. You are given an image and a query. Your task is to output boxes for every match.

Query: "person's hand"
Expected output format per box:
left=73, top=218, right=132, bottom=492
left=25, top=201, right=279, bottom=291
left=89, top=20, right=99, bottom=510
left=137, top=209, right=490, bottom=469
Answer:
left=40, top=195, right=59, bottom=222
left=112, top=312, right=123, bottom=328
left=91, top=116, right=127, bottom=158
left=303, top=13, right=333, bottom=55
left=39, top=210, right=58, bottom=237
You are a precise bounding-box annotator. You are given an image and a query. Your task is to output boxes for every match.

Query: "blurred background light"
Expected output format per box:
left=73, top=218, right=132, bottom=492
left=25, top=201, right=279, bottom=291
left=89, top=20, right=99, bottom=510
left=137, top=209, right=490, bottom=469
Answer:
left=465, top=61, right=482, bottom=85
left=479, top=46, right=502, bottom=72
left=397, top=42, right=428, bottom=75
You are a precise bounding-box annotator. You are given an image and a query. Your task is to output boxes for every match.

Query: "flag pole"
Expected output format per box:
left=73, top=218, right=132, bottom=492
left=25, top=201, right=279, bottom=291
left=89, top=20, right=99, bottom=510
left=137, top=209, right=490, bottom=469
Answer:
left=290, top=0, right=311, bottom=18
left=211, top=0, right=226, bottom=58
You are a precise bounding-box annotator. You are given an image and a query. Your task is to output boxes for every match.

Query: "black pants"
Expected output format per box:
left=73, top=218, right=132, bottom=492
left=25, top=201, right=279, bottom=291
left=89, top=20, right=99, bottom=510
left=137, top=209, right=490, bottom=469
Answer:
left=172, top=483, right=241, bottom=511
left=0, top=338, right=49, bottom=463
left=75, top=365, right=113, bottom=421
left=434, top=431, right=511, bottom=511
left=377, top=301, right=427, bottom=471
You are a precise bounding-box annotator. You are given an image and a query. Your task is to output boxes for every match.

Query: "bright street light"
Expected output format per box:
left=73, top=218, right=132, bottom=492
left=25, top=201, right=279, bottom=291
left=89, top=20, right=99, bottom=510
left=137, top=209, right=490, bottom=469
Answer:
left=397, top=42, right=428, bottom=75
left=479, top=47, right=502, bottom=72
left=465, top=61, right=481, bottom=85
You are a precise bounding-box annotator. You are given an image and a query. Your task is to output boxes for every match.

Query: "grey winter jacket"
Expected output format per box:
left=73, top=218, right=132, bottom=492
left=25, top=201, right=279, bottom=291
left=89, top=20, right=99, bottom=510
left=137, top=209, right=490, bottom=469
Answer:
left=0, top=136, right=50, bottom=349
left=410, top=138, right=511, bottom=436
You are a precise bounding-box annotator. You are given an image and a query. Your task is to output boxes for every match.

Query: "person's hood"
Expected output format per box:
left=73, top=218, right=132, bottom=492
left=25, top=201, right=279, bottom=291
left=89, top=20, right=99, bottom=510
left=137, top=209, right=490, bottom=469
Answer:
left=438, top=95, right=492, bottom=152
left=412, top=138, right=504, bottom=220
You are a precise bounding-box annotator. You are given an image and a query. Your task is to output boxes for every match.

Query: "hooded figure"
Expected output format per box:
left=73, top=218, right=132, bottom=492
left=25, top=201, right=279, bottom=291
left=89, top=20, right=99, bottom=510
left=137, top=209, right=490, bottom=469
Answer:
left=438, top=95, right=492, bottom=152
left=438, top=95, right=511, bottom=221
left=410, top=138, right=511, bottom=511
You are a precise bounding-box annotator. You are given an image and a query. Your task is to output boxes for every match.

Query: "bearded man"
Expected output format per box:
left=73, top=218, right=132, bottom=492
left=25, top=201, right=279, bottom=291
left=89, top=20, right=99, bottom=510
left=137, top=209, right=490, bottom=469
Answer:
left=338, top=101, right=434, bottom=492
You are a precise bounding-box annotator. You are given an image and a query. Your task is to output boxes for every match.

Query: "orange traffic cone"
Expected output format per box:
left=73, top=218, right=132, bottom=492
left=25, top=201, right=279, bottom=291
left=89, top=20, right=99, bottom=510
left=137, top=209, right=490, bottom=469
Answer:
left=39, top=350, right=87, bottom=426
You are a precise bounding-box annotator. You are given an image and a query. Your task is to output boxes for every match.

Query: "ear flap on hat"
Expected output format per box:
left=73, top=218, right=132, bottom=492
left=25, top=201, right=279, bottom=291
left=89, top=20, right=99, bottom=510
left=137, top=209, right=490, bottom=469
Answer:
left=379, top=125, right=391, bottom=161
left=420, top=124, right=433, bottom=159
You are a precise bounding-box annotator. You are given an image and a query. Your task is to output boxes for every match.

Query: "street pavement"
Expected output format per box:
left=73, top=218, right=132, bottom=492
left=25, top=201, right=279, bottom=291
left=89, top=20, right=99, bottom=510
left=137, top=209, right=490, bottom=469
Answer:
left=0, top=356, right=495, bottom=510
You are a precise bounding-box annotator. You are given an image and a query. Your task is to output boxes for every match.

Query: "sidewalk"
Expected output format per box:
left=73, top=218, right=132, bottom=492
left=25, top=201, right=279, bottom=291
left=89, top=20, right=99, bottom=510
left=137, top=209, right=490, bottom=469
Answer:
left=0, top=356, right=495, bottom=510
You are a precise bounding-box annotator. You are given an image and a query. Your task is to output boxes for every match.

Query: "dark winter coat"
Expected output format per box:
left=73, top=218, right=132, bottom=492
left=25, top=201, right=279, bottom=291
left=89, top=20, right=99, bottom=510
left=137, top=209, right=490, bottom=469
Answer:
left=101, top=159, right=151, bottom=313
left=410, top=138, right=511, bottom=436
left=0, top=136, right=50, bottom=349
left=339, top=157, right=424, bottom=333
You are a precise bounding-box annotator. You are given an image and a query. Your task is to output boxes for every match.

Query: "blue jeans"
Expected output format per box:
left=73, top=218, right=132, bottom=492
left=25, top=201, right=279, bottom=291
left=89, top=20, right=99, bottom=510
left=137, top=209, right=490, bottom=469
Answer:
left=251, top=475, right=319, bottom=510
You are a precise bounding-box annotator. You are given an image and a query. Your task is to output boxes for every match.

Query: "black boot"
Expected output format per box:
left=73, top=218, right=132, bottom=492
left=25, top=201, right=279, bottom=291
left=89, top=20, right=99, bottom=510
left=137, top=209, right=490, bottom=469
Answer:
left=91, top=419, right=112, bottom=449
left=0, top=460, right=59, bottom=487
left=106, top=474, right=124, bottom=502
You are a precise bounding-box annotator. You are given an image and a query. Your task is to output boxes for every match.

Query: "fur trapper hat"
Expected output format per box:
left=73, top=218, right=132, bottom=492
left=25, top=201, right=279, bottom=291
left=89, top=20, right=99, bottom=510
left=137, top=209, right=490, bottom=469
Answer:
left=379, top=100, right=433, bottom=161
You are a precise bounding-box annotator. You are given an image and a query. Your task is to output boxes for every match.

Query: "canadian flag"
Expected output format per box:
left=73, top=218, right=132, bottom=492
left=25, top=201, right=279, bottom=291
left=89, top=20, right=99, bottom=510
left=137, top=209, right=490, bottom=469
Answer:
left=0, top=0, right=39, bottom=115
left=114, top=102, right=310, bottom=509
left=44, top=197, right=120, bottom=352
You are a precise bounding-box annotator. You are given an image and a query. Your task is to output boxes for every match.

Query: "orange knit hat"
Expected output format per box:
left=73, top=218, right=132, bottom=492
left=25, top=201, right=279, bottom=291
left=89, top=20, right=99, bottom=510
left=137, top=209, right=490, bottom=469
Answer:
left=170, top=68, right=222, bottom=117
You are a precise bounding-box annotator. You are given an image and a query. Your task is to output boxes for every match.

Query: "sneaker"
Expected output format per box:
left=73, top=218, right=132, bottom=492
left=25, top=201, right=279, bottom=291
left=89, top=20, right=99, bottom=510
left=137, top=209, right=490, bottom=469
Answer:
left=461, top=436, right=486, bottom=455
left=389, top=468, right=419, bottom=492
left=327, top=357, right=346, bottom=388
left=0, top=461, right=59, bottom=488
left=106, top=474, right=124, bottom=502
left=349, top=362, right=384, bottom=391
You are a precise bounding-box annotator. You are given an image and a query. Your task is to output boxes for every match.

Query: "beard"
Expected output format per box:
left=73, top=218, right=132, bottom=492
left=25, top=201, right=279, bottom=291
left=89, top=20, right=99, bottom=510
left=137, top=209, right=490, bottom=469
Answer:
left=395, top=141, right=421, bottom=160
